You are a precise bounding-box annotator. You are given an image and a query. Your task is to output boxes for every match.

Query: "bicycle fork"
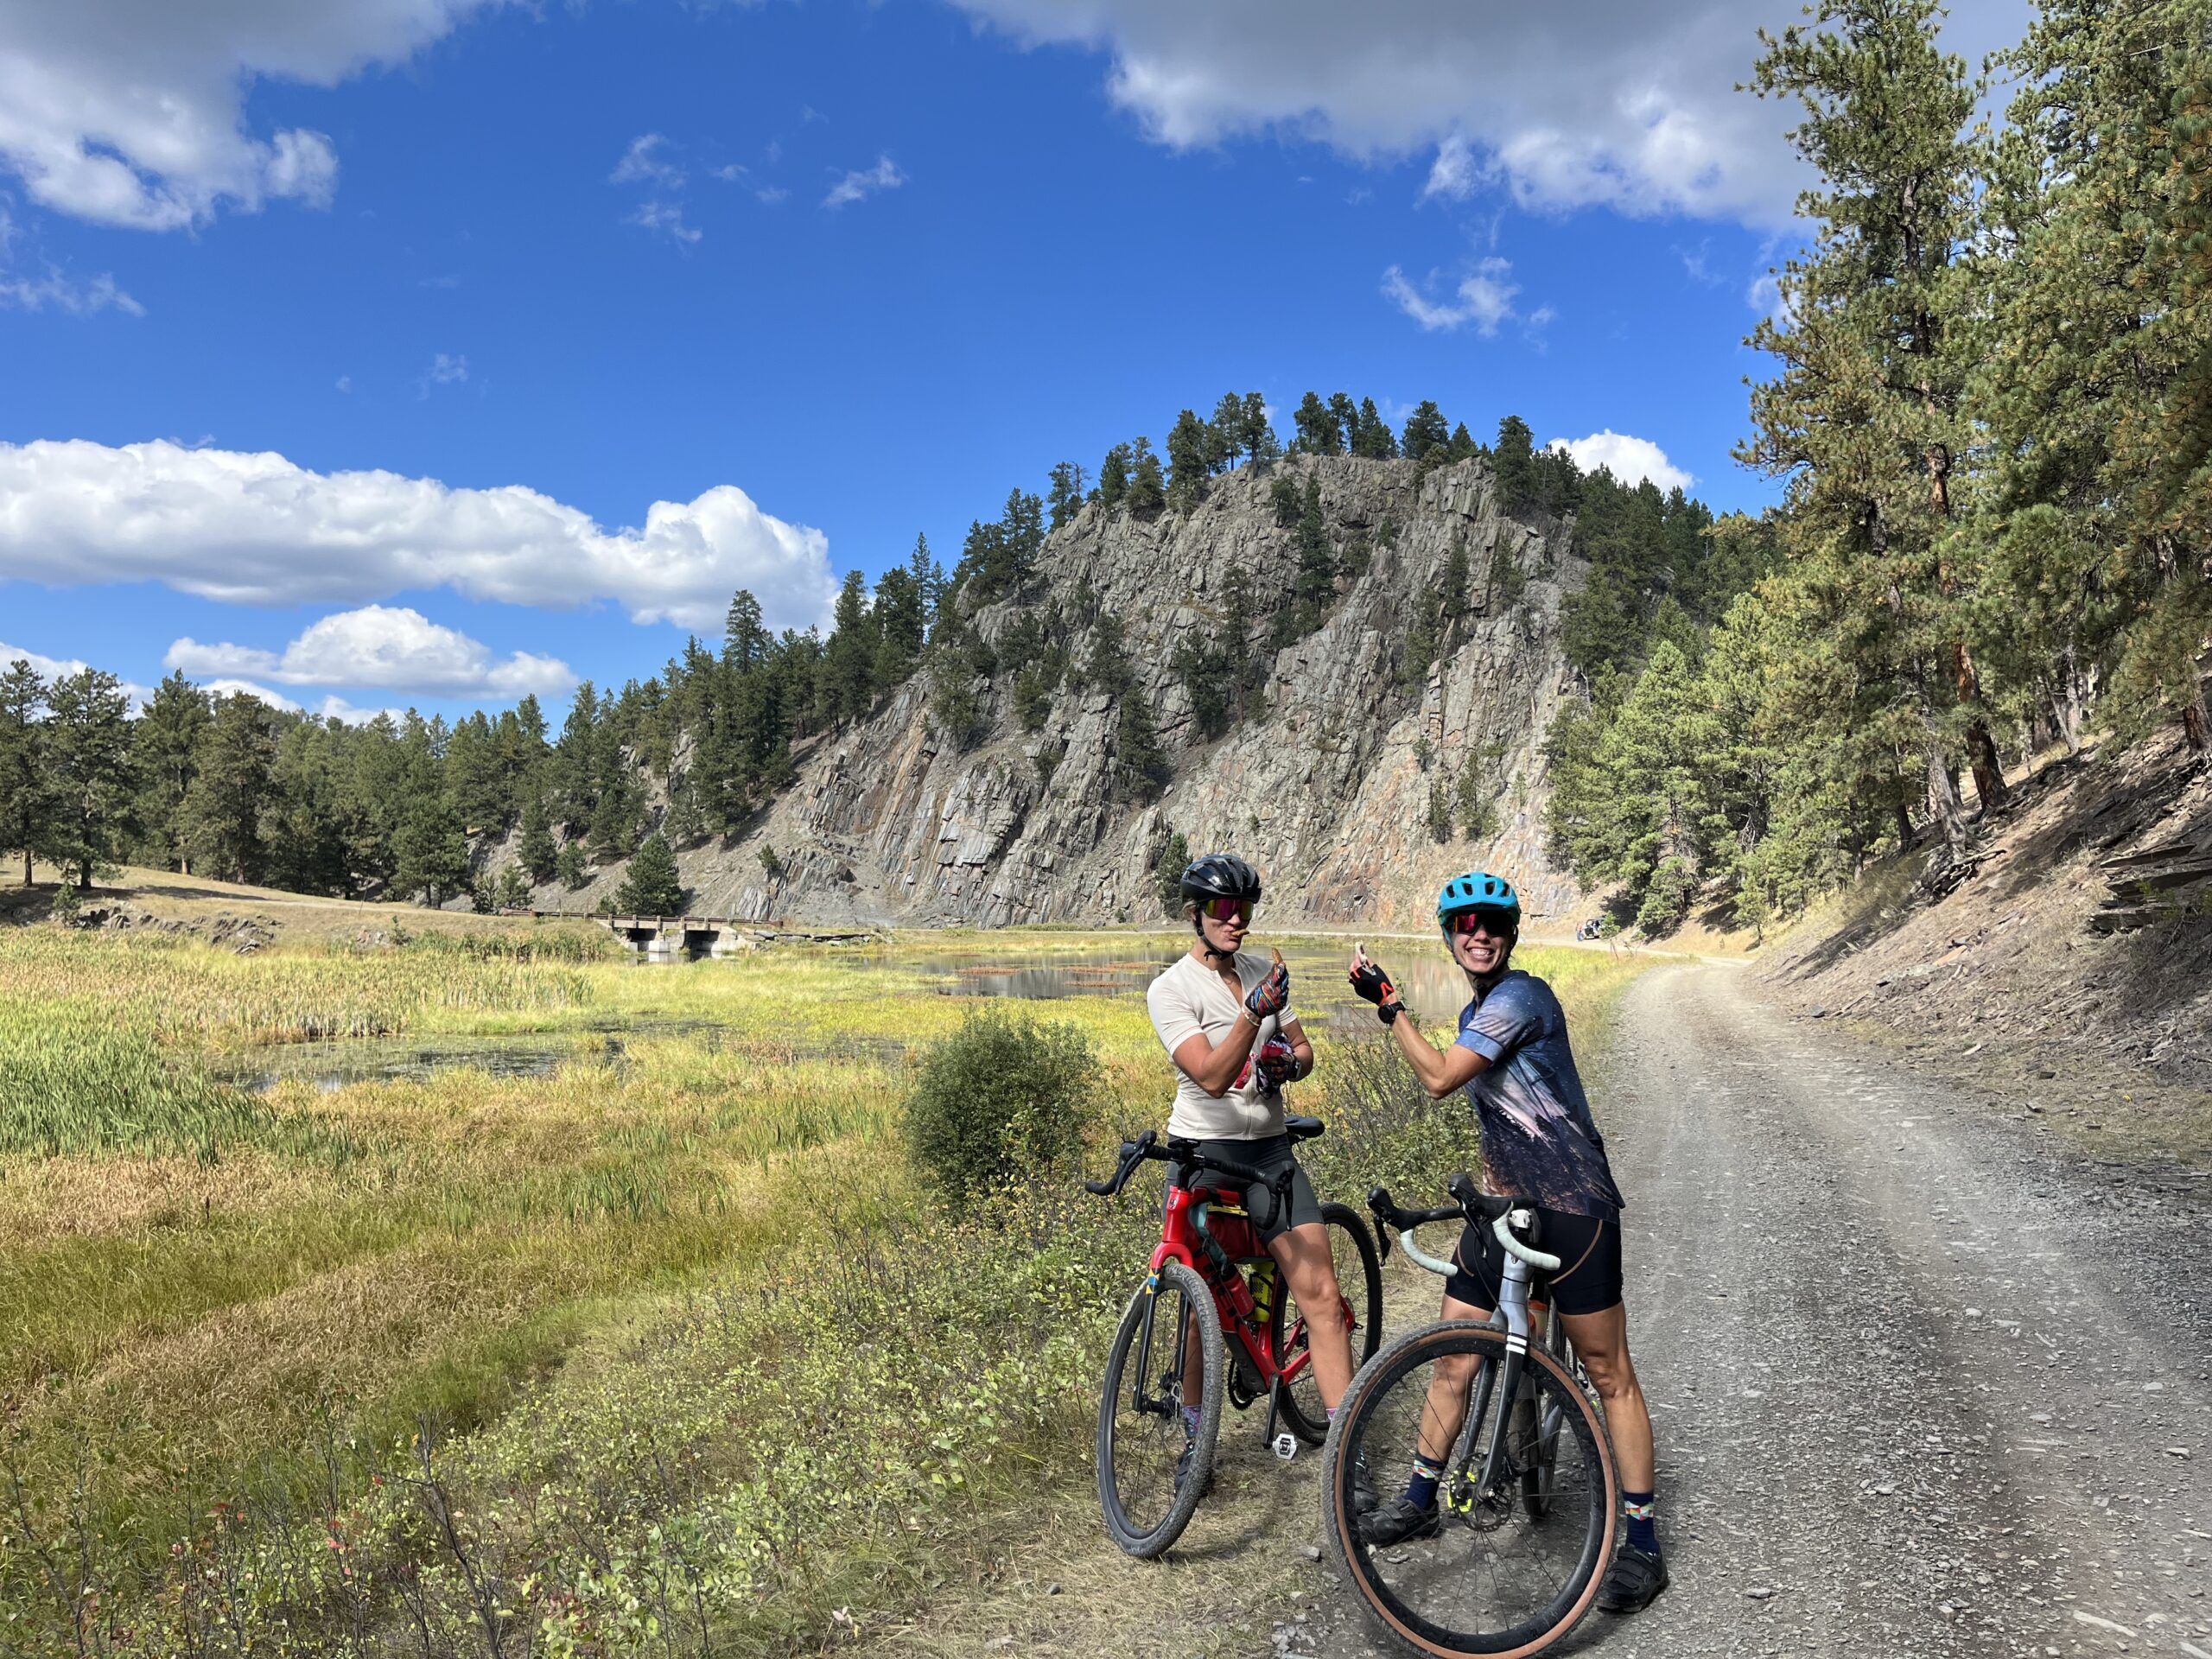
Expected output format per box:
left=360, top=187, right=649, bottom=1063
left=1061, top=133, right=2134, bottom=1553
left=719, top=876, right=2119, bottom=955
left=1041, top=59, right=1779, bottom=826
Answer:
left=1444, top=1249, right=1537, bottom=1517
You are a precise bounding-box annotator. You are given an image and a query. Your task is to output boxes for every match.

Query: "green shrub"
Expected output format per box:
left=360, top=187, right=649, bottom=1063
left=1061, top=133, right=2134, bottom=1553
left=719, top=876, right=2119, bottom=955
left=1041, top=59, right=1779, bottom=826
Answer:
left=904, top=1007, right=1096, bottom=1210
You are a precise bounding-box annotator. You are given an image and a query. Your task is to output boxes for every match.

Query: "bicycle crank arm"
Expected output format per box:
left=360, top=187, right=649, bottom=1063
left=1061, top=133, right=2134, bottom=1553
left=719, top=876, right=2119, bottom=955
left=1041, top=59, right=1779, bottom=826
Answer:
left=1261, top=1379, right=1298, bottom=1460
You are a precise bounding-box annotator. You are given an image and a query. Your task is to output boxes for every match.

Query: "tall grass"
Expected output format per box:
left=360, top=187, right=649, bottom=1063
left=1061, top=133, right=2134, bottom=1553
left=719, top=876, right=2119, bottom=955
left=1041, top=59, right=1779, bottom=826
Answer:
left=0, top=927, right=1653, bottom=1656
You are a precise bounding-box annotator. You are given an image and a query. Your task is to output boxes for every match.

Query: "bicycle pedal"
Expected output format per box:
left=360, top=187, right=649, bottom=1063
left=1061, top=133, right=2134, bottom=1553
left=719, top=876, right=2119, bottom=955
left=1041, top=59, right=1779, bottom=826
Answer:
left=1272, top=1433, right=1299, bottom=1462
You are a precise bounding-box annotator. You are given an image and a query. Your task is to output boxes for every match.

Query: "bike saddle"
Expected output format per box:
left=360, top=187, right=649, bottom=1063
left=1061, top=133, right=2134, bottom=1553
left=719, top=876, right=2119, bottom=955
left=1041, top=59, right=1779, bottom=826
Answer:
left=1283, top=1115, right=1325, bottom=1142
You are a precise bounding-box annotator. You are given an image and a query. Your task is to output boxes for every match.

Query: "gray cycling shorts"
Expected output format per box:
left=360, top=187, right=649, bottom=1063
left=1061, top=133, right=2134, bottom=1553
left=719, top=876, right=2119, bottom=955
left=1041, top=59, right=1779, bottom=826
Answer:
left=1170, top=1133, right=1324, bottom=1243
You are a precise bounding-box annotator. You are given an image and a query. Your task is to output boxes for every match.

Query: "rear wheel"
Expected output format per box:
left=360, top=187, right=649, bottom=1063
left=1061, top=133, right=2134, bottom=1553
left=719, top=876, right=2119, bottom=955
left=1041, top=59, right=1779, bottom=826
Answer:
left=1096, top=1260, right=1222, bottom=1558
left=1321, top=1321, right=1616, bottom=1656
left=1273, top=1202, right=1384, bottom=1446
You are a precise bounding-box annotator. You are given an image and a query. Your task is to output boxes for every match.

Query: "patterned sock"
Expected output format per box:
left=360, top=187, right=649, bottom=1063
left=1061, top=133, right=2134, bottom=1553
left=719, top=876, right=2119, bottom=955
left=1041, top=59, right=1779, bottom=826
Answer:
left=1622, top=1490, right=1659, bottom=1555
left=1405, top=1455, right=1445, bottom=1511
left=1182, top=1404, right=1201, bottom=1436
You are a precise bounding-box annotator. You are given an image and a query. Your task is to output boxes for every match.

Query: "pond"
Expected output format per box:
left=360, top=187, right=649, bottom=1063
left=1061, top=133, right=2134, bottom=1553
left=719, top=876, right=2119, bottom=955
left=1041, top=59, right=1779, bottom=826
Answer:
left=213, top=940, right=1491, bottom=1092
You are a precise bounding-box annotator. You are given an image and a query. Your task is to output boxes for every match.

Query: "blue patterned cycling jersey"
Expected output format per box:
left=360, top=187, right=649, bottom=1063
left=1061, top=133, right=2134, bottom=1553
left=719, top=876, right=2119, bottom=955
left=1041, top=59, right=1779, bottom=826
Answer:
left=1455, top=969, right=1624, bottom=1218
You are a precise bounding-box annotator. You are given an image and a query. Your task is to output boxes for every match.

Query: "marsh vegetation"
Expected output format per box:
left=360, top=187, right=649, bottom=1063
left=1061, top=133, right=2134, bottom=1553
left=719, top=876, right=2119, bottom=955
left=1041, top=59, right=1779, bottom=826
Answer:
left=0, top=922, right=1645, bottom=1655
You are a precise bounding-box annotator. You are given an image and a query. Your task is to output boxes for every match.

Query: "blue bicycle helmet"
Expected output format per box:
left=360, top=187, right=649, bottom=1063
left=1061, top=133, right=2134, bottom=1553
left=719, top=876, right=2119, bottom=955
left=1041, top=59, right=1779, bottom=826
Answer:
left=1435, top=870, right=1521, bottom=932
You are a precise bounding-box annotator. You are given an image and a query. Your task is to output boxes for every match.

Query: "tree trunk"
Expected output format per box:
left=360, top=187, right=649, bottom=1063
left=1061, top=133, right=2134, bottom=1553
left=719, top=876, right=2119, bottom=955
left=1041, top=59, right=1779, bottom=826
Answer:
left=1925, top=747, right=1968, bottom=849
left=2184, top=680, right=2211, bottom=756
left=20, top=850, right=29, bottom=886
left=1891, top=795, right=1916, bottom=854
left=1966, top=716, right=2008, bottom=813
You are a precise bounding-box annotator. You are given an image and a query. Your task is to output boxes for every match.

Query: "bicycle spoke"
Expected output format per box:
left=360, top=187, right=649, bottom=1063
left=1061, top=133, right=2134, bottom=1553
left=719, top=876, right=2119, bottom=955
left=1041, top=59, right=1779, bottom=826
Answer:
left=1338, top=1330, right=1611, bottom=1652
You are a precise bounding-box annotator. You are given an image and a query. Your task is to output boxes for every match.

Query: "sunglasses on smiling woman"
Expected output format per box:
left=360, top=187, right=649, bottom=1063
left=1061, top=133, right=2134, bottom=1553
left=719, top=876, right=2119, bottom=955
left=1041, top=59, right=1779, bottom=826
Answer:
left=1447, top=909, right=1516, bottom=938
left=1198, top=897, right=1254, bottom=925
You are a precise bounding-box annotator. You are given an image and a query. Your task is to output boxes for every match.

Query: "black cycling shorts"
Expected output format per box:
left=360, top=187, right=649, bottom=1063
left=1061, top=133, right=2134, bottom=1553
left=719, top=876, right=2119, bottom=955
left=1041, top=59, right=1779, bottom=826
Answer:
left=1444, top=1205, right=1623, bottom=1318
left=1170, top=1134, right=1324, bottom=1244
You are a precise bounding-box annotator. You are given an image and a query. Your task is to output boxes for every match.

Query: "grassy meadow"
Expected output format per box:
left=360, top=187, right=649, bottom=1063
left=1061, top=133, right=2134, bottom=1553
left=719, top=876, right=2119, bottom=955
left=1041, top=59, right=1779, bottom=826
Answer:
left=0, top=918, right=1649, bottom=1656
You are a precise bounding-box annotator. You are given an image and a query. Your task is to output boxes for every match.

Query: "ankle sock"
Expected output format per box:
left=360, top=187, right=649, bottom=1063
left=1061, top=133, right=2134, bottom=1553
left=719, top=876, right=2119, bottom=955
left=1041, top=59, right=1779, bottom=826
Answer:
left=1181, top=1404, right=1201, bottom=1436
left=1621, top=1490, right=1659, bottom=1554
left=1405, top=1455, right=1445, bottom=1511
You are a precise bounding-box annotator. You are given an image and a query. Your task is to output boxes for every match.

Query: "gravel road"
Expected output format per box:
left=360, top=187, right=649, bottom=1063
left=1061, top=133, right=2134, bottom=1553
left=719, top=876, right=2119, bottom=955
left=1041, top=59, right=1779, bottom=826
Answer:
left=1306, top=962, right=2211, bottom=1659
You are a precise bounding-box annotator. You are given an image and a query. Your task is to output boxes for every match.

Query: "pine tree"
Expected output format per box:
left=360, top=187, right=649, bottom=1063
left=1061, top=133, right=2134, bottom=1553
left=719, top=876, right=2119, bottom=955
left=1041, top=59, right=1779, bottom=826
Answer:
left=1446, top=422, right=1479, bottom=463
left=1293, top=478, right=1335, bottom=630
left=1114, top=689, right=1170, bottom=801
left=1402, top=399, right=1450, bottom=464
left=1327, top=393, right=1359, bottom=454
left=1098, top=443, right=1132, bottom=512
left=0, top=657, right=47, bottom=885
left=37, top=668, right=135, bottom=890
left=1128, top=437, right=1166, bottom=515
left=724, top=591, right=768, bottom=669
left=822, top=569, right=877, bottom=721
left=556, top=838, right=589, bottom=891
left=1292, top=392, right=1340, bottom=454
left=1743, top=0, right=2001, bottom=841
left=1354, top=397, right=1400, bottom=459
left=1153, top=830, right=1191, bottom=916
left=1208, top=393, right=1247, bottom=471
left=181, top=692, right=276, bottom=884
left=130, top=671, right=210, bottom=872
left=1166, top=408, right=1214, bottom=511
left=394, top=794, right=471, bottom=907
left=1243, top=392, right=1282, bottom=472
left=1046, top=461, right=1087, bottom=531
left=518, top=796, right=558, bottom=881
left=1493, top=416, right=1536, bottom=513
left=616, top=831, right=686, bottom=915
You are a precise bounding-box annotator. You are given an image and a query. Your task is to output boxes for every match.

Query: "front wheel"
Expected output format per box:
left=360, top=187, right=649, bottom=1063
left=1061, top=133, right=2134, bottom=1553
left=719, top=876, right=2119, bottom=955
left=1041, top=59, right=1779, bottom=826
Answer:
left=1273, top=1202, right=1385, bottom=1446
left=1321, top=1321, right=1617, bottom=1657
left=1096, top=1260, right=1222, bottom=1558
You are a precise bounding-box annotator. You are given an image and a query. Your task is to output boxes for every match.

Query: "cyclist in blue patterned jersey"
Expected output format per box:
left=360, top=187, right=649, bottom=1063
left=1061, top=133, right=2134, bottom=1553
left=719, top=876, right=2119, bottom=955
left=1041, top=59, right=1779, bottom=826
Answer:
left=1345, top=871, right=1668, bottom=1615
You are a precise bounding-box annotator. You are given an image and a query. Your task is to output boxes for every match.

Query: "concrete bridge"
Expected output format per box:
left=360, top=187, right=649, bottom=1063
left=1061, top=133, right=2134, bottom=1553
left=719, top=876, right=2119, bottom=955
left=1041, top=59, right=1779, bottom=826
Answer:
left=601, top=915, right=883, bottom=959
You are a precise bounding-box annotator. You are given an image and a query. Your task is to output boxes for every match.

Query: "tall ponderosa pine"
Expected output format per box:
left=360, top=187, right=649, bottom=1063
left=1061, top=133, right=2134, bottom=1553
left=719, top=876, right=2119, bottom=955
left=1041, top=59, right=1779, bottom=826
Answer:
left=1046, top=461, right=1086, bottom=531
left=131, top=671, right=211, bottom=872
left=1292, top=392, right=1341, bottom=454
left=181, top=693, right=276, bottom=884
left=1127, top=437, right=1166, bottom=515
left=0, top=658, right=47, bottom=884
left=1166, top=409, right=1212, bottom=510
left=1744, top=0, right=2005, bottom=842
left=1402, top=400, right=1451, bottom=464
left=1097, top=443, right=1132, bottom=512
left=1492, top=416, right=1536, bottom=514
left=38, top=669, right=135, bottom=890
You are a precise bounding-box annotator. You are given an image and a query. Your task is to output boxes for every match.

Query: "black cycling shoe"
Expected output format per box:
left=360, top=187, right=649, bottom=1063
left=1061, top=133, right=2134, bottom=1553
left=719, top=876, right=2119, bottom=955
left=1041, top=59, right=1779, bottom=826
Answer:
left=1350, top=1452, right=1380, bottom=1516
left=1357, top=1493, right=1440, bottom=1547
left=1596, top=1544, right=1669, bottom=1613
left=1175, top=1433, right=1213, bottom=1499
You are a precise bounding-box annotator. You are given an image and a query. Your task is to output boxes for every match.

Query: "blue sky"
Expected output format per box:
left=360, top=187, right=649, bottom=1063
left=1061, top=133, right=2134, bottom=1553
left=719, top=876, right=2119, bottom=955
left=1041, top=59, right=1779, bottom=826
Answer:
left=0, top=0, right=2028, bottom=720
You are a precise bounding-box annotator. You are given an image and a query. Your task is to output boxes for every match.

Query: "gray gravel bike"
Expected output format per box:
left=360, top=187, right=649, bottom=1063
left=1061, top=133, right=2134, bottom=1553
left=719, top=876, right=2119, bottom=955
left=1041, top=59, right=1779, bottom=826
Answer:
left=1320, top=1175, right=1618, bottom=1657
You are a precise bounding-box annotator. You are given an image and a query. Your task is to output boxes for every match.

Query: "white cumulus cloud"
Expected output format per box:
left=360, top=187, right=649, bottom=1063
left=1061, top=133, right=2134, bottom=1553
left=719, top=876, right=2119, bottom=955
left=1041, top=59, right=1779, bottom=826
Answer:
left=948, top=0, right=2028, bottom=229
left=1548, top=431, right=1694, bottom=493
left=166, top=605, right=574, bottom=699
left=823, top=155, right=904, bottom=209
left=0, top=0, right=507, bottom=230
left=1382, top=259, right=1519, bottom=335
left=0, top=641, right=153, bottom=709
left=0, top=439, right=839, bottom=634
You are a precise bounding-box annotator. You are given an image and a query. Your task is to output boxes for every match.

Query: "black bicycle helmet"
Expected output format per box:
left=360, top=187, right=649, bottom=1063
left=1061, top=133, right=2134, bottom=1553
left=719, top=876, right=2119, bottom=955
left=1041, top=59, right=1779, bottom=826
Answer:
left=1179, top=852, right=1263, bottom=906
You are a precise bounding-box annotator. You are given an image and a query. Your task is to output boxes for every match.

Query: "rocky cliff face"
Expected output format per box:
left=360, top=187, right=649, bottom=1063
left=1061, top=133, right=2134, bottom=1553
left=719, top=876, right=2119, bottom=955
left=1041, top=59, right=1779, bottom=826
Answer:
left=664, top=454, right=1592, bottom=931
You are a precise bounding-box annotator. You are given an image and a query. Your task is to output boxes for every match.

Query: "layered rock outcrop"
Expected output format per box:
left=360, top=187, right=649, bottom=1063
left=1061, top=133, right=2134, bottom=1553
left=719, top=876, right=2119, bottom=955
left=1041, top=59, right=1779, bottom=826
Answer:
left=666, top=453, right=1592, bottom=930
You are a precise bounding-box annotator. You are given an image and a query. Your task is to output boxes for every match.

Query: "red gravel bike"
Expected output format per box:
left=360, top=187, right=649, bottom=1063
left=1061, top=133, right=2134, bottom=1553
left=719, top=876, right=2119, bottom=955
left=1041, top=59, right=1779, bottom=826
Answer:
left=1084, top=1116, right=1382, bottom=1557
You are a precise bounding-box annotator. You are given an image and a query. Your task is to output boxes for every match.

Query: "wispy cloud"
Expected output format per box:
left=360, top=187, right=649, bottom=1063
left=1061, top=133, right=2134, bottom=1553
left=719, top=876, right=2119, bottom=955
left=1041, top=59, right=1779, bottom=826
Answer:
left=1419, top=133, right=1484, bottom=204
left=627, top=200, right=701, bottom=242
left=416, top=353, right=468, bottom=397
left=0, top=266, right=143, bottom=316
left=823, top=155, right=904, bottom=209
left=611, top=134, right=683, bottom=191
left=1380, top=259, right=1521, bottom=336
